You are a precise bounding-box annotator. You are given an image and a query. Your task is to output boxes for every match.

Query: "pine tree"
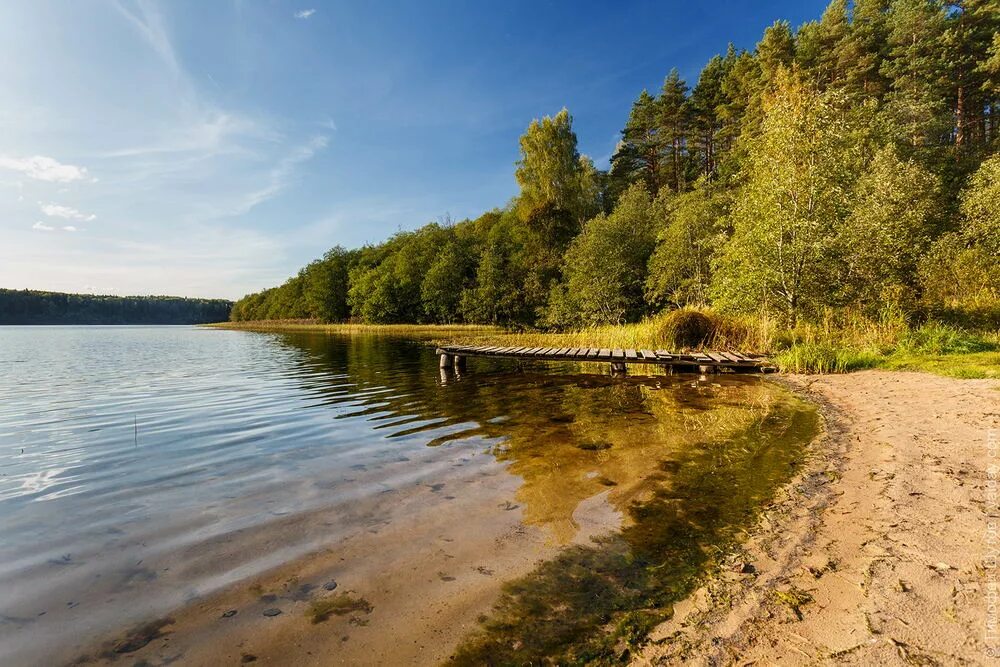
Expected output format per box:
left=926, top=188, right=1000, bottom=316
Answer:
left=609, top=90, right=662, bottom=195
left=840, top=0, right=891, bottom=100
left=657, top=69, right=692, bottom=192
left=689, top=54, right=731, bottom=179
left=881, top=0, right=950, bottom=147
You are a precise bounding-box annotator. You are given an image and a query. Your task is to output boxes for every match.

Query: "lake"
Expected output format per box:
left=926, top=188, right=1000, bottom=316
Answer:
left=0, top=326, right=817, bottom=665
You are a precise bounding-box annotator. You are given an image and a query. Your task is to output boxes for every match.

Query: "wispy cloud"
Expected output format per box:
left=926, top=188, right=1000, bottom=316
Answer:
left=0, top=156, right=88, bottom=182
left=236, top=134, right=329, bottom=214
left=294, top=9, right=316, bottom=19
left=112, top=0, right=181, bottom=79
left=40, top=202, right=97, bottom=222
left=32, top=221, right=81, bottom=232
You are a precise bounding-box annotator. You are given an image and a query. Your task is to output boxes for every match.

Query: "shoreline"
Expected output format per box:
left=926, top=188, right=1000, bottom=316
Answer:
left=636, top=370, right=999, bottom=665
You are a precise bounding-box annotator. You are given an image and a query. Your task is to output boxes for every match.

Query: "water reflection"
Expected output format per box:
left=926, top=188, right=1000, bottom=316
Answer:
left=277, top=332, right=810, bottom=545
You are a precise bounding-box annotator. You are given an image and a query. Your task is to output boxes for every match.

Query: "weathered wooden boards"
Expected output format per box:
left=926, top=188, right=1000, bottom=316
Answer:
left=435, top=345, right=772, bottom=373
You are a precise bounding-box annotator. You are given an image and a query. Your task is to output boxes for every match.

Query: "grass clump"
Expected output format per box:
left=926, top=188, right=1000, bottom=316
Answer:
left=771, top=344, right=883, bottom=374
left=656, top=309, right=715, bottom=349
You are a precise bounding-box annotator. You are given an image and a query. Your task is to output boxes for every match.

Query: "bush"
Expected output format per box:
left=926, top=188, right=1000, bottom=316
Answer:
left=656, top=308, right=717, bottom=349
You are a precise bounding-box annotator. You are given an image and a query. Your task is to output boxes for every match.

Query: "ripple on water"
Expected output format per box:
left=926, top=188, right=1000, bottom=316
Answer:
left=0, top=326, right=816, bottom=665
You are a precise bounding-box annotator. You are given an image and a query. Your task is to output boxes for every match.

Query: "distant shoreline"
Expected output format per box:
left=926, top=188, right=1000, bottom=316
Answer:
left=0, top=288, right=231, bottom=325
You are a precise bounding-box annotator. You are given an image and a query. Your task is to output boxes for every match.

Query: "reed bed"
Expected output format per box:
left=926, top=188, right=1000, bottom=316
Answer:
left=208, top=309, right=999, bottom=377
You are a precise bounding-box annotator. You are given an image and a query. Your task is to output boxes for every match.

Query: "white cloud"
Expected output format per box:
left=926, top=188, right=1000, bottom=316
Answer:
left=31, top=221, right=80, bottom=232
left=40, top=202, right=97, bottom=222
left=294, top=9, right=316, bottom=19
left=0, top=155, right=88, bottom=182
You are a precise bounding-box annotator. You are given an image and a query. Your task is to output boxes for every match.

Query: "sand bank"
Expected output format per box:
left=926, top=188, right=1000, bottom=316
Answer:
left=638, top=371, right=999, bottom=665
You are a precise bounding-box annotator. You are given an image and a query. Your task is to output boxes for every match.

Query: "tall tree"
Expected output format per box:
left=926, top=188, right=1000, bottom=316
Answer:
left=550, top=183, right=658, bottom=326
left=713, top=70, right=858, bottom=325
left=689, top=56, right=732, bottom=181
left=838, top=147, right=939, bottom=309
left=757, top=21, right=796, bottom=85
left=941, top=1, right=1000, bottom=150
left=609, top=90, right=662, bottom=196
left=838, top=0, right=892, bottom=100
left=658, top=69, right=692, bottom=192
left=881, top=0, right=950, bottom=147
left=302, top=246, right=354, bottom=322
left=514, top=108, right=599, bottom=225
left=796, top=0, right=851, bottom=89
left=646, top=179, right=728, bottom=307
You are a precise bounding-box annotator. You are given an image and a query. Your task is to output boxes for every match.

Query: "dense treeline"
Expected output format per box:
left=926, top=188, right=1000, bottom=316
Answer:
left=233, top=0, right=1000, bottom=330
left=0, top=289, right=232, bottom=325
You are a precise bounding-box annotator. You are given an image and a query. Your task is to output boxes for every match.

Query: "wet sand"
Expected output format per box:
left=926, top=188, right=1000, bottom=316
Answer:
left=67, top=451, right=545, bottom=666
left=638, top=371, right=1000, bottom=665
left=67, top=447, right=622, bottom=666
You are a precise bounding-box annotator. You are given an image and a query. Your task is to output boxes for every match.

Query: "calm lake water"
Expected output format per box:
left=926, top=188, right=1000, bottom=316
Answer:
left=0, top=326, right=817, bottom=665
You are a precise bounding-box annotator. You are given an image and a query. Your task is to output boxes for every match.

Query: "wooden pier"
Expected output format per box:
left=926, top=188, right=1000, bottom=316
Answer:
left=435, top=345, right=772, bottom=374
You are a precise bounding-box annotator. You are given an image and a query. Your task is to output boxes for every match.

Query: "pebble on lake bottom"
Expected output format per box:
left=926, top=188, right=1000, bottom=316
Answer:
left=262, top=608, right=282, bottom=617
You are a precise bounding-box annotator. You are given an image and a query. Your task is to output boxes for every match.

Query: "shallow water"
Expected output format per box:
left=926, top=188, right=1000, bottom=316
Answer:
left=0, top=326, right=816, bottom=664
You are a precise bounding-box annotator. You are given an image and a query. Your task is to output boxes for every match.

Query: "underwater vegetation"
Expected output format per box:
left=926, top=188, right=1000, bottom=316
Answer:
left=448, top=395, right=818, bottom=665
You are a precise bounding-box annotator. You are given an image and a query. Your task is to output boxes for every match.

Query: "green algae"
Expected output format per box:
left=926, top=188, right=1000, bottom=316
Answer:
left=447, top=393, right=819, bottom=666
left=307, top=594, right=373, bottom=624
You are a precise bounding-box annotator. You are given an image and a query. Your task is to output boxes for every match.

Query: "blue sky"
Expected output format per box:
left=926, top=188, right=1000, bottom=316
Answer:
left=0, top=0, right=828, bottom=299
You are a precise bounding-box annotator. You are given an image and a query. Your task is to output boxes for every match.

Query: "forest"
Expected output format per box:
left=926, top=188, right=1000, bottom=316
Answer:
left=231, top=0, right=1000, bottom=335
left=0, top=289, right=232, bottom=325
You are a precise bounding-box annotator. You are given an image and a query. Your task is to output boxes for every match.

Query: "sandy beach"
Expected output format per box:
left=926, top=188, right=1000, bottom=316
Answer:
left=638, top=370, right=1000, bottom=665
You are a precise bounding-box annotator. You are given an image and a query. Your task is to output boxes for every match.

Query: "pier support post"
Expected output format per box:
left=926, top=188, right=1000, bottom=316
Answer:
left=610, top=362, right=627, bottom=375
left=439, top=353, right=453, bottom=369
left=454, top=355, right=466, bottom=370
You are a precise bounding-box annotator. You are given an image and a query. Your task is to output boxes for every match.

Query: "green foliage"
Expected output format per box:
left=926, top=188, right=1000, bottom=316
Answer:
left=548, top=183, right=658, bottom=327
left=713, top=70, right=859, bottom=325
left=646, top=179, right=727, bottom=306
left=302, top=246, right=354, bottom=322
left=515, top=108, right=599, bottom=225
left=839, top=146, right=939, bottom=311
left=959, top=154, right=1000, bottom=255
left=919, top=234, right=1000, bottom=309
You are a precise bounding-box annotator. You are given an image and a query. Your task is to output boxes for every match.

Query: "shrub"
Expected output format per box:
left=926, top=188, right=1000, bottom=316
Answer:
left=656, top=308, right=717, bottom=349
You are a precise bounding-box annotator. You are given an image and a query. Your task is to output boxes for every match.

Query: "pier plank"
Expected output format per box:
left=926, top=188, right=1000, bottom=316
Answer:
left=436, top=344, right=766, bottom=372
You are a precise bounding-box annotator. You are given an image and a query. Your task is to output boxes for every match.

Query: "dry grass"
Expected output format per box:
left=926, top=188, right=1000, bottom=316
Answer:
left=206, top=320, right=499, bottom=337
